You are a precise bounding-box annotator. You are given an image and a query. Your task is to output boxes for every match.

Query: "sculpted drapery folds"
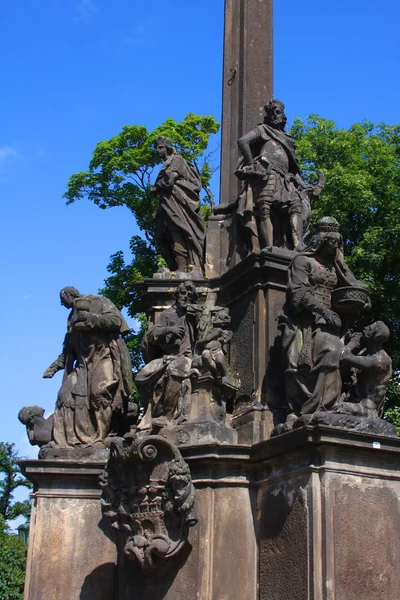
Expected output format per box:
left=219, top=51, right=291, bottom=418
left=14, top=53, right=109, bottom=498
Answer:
left=279, top=217, right=370, bottom=416
left=135, top=284, right=237, bottom=435
left=151, top=137, right=206, bottom=274
left=135, top=282, right=200, bottom=430
left=43, top=286, right=133, bottom=448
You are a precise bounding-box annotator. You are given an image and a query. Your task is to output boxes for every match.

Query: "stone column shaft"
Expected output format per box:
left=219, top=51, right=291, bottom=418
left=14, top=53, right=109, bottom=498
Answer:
left=220, top=0, right=273, bottom=205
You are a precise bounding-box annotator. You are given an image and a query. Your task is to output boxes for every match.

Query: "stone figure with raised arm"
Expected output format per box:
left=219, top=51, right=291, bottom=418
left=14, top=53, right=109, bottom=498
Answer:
left=151, top=136, right=206, bottom=276
left=40, top=286, right=133, bottom=450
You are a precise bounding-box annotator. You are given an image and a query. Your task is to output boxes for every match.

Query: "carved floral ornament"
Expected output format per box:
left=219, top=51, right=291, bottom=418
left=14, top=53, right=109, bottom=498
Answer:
left=99, top=435, right=197, bottom=570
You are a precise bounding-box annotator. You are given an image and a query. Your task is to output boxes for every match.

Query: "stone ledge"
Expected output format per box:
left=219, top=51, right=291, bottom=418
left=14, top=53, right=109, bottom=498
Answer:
left=20, top=426, right=400, bottom=495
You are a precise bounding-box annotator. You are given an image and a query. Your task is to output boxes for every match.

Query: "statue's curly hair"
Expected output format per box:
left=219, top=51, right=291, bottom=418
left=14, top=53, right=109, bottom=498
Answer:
left=153, top=136, right=176, bottom=156
left=264, top=98, right=287, bottom=125
left=174, top=281, right=198, bottom=303
left=60, top=286, right=81, bottom=299
left=370, top=321, right=390, bottom=344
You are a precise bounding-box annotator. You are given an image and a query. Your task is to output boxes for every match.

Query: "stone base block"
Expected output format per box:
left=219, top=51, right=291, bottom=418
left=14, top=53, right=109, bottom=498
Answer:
left=21, top=427, right=400, bottom=599
left=232, top=403, right=274, bottom=444
left=256, top=425, right=400, bottom=600
left=21, top=446, right=256, bottom=600
left=20, top=461, right=117, bottom=600
left=178, top=419, right=238, bottom=445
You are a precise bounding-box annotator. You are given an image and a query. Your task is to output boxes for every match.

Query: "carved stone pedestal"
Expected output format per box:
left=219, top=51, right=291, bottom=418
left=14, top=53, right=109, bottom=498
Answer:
left=212, top=248, right=293, bottom=443
left=177, top=376, right=238, bottom=445
left=21, top=426, right=400, bottom=600
left=256, top=426, right=400, bottom=600
left=215, top=248, right=293, bottom=405
left=20, top=460, right=117, bottom=600
left=21, top=447, right=258, bottom=600
left=232, top=402, right=274, bottom=444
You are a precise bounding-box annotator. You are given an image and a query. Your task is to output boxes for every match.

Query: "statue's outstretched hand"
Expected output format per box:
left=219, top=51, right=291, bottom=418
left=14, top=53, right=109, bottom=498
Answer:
left=43, top=367, right=55, bottom=379
left=341, top=346, right=353, bottom=362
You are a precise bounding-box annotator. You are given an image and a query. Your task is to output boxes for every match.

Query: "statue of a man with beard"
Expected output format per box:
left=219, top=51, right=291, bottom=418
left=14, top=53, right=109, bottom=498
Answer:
left=135, top=281, right=200, bottom=431
left=234, top=98, right=324, bottom=251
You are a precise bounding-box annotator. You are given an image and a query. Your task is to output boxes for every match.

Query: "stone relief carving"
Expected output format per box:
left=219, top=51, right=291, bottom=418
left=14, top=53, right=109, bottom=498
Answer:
left=100, top=434, right=196, bottom=570
left=135, top=281, right=200, bottom=431
left=135, top=283, right=239, bottom=443
left=272, top=217, right=397, bottom=437
left=151, top=136, right=206, bottom=278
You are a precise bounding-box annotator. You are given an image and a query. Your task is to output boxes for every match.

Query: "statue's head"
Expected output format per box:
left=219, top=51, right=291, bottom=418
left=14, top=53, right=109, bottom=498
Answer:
left=154, top=136, right=175, bottom=161
left=60, top=286, right=81, bottom=309
left=175, top=281, right=198, bottom=308
left=18, top=405, right=45, bottom=426
left=363, top=321, right=390, bottom=345
left=264, top=98, right=287, bottom=130
left=311, top=217, right=343, bottom=256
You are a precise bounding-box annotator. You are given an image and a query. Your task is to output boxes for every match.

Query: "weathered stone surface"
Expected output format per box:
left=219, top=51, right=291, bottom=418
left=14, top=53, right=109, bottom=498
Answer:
left=332, top=482, right=400, bottom=599
left=220, top=0, right=273, bottom=209
left=232, top=403, right=274, bottom=444
left=276, top=217, right=370, bottom=418
left=20, top=461, right=117, bottom=600
left=100, top=435, right=196, bottom=571
left=212, top=486, right=257, bottom=599
left=140, top=248, right=292, bottom=446
left=151, top=137, right=206, bottom=274
left=272, top=411, right=398, bottom=438
left=21, top=429, right=400, bottom=599
left=233, top=99, right=325, bottom=252
left=259, top=482, right=309, bottom=600
left=135, top=284, right=239, bottom=444
left=20, top=286, right=133, bottom=458
left=256, top=427, right=400, bottom=599
left=18, top=406, right=53, bottom=447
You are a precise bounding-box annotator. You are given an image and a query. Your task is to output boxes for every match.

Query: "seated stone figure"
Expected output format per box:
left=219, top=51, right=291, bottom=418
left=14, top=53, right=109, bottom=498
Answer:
left=338, top=321, right=392, bottom=418
left=135, top=285, right=239, bottom=442
left=136, top=281, right=200, bottom=430
left=279, top=217, right=370, bottom=416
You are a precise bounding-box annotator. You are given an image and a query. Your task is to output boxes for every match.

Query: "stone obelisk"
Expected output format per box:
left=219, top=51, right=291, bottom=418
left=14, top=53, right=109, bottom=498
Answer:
left=219, top=0, right=273, bottom=206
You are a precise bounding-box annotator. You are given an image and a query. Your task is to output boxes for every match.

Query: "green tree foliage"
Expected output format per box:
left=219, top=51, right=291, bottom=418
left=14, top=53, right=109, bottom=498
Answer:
left=0, top=517, right=27, bottom=600
left=0, top=443, right=31, bottom=522
left=64, top=113, right=219, bottom=369
left=64, top=112, right=220, bottom=243
left=292, top=116, right=400, bottom=415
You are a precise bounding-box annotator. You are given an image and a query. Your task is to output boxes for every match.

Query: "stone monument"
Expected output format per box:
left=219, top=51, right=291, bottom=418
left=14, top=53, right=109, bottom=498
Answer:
left=19, top=2, right=400, bottom=599
left=151, top=137, right=206, bottom=279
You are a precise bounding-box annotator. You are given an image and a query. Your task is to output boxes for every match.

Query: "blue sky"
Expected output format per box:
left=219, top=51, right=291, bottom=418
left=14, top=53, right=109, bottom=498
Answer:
left=1, top=0, right=400, bottom=513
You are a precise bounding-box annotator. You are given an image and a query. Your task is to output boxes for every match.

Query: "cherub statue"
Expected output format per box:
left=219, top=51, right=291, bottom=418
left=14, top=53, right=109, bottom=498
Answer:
left=194, top=308, right=233, bottom=381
